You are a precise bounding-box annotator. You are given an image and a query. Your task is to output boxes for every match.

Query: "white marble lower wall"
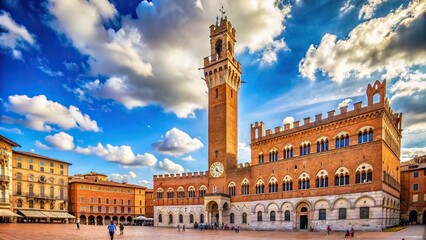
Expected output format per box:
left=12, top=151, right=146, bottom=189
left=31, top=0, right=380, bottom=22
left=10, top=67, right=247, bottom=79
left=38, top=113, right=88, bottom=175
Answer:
left=154, top=190, right=400, bottom=231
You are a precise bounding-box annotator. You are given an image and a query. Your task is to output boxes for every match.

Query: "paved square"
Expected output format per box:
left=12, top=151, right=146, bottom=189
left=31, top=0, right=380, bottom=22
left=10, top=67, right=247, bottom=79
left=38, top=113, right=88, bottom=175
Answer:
left=0, top=224, right=424, bottom=240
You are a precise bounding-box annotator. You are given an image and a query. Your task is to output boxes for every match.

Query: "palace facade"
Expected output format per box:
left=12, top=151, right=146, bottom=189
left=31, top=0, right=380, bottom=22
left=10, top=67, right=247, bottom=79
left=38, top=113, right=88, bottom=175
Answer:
left=11, top=150, right=74, bottom=222
left=68, top=172, right=147, bottom=225
left=400, top=156, right=426, bottom=224
left=153, top=16, right=403, bottom=231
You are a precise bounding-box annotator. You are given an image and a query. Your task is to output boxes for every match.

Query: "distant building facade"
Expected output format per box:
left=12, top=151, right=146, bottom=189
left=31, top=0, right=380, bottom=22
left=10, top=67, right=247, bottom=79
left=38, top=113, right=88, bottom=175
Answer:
left=11, top=150, right=74, bottom=222
left=153, top=16, right=403, bottom=231
left=145, top=189, right=154, bottom=218
left=68, top=172, right=146, bottom=225
left=400, top=155, right=426, bottom=224
left=0, top=135, right=21, bottom=222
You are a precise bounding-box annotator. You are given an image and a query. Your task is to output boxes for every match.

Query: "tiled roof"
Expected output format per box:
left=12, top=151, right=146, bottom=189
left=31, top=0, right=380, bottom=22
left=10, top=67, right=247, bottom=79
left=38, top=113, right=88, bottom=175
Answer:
left=69, top=178, right=147, bottom=189
left=13, top=150, right=72, bottom=165
left=0, top=134, right=21, bottom=147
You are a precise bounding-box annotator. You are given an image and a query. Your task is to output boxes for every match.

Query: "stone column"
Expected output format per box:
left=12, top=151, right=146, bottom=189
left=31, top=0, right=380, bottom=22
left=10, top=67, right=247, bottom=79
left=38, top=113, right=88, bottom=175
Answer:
left=218, top=208, right=223, bottom=224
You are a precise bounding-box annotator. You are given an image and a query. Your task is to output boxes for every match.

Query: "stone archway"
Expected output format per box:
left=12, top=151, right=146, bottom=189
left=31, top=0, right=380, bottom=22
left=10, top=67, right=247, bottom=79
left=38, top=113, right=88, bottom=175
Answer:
left=296, top=202, right=311, bottom=230
left=409, top=210, right=418, bottom=224
left=80, top=215, right=87, bottom=224
left=96, top=216, right=103, bottom=225
left=88, top=215, right=95, bottom=225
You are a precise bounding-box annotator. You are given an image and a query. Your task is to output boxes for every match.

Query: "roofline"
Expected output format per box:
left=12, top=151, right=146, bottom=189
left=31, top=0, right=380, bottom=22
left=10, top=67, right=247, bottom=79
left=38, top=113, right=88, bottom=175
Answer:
left=13, top=150, right=72, bottom=166
left=0, top=135, right=21, bottom=148
left=68, top=179, right=147, bottom=189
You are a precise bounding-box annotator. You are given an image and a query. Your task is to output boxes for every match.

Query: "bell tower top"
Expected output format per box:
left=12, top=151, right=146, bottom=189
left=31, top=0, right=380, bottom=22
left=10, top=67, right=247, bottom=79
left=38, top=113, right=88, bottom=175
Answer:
left=203, top=11, right=242, bottom=91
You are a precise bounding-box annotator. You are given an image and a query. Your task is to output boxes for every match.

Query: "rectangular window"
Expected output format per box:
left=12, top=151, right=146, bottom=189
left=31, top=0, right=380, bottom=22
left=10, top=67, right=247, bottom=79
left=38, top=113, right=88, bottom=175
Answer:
left=50, top=162, right=54, bottom=167
left=114, top=188, right=117, bottom=192
left=318, top=209, right=326, bottom=220
left=121, top=206, right=124, bottom=214
left=360, top=207, right=369, bottom=219
left=128, top=200, right=131, bottom=205
left=60, top=170, right=64, bottom=175
left=90, top=206, right=94, bottom=213
left=338, top=208, right=347, bottom=219
left=128, top=207, right=131, bottom=214
left=98, top=206, right=102, bottom=213
left=60, top=164, right=64, bottom=169
left=80, top=206, right=85, bottom=212
left=413, top=172, right=419, bottom=178
left=98, top=186, right=101, bottom=191
left=413, top=183, right=419, bottom=190
left=106, top=198, right=109, bottom=204
left=40, top=166, right=44, bottom=172
left=413, top=194, right=418, bottom=202
left=89, top=185, right=93, bottom=190
left=121, top=199, right=124, bottom=205
left=114, top=207, right=117, bottom=213
left=90, top=197, right=94, bottom=203
left=17, top=162, right=22, bottom=168
left=98, top=198, right=101, bottom=204
left=105, top=206, right=109, bottom=213
left=114, top=199, right=117, bottom=205
left=50, top=168, right=54, bottom=173
left=80, top=196, right=84, bottom=202
left=81, top=185, right=84, bottom=190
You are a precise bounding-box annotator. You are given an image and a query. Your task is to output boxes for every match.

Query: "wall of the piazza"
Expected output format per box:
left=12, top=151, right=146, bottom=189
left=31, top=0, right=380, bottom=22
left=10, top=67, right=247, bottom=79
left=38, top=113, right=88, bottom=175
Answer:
left=154, top=191, right=399, bottom=231
left=229, top=142, right=383, bottom=202
left=145, top=189, right=154, bottom=218
left=11, top=152, right=69, bottom=216
left=134, top=188, right=146, bottom=216
left=154, top=172, right=208, bottom=206
left=69, top=182, right=137, bottom=225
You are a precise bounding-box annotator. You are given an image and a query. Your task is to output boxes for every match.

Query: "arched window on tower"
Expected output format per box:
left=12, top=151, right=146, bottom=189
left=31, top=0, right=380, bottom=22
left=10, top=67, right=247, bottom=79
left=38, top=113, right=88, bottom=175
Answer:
left=300, top=142, right=311, bottom=156
left=283, top=145, right=293, bottom=160
left=269, top=148, right=278, bottom=162
left=199, top=185, right=207, bottom=197
left=270, top=211, right=276, bottom=221
left=355, top=163, right=373, bottom=183
left=282, top=175, right=293, bottom=191
left=258, top=152, right=264, bottom=164
left=188, top=186, right=195, bottom=198
left=257, top=211, right=262, bottom=221
left=167, top=188, right=174, bottom=198
left=334, top=167, right=350, bottom=186
left=298, top=172, right=310, bottom=190
left=241, top=179, right=250, bottom=196
left=177, top=187, right=185, bottom=199
left=358, top=127, right=373, bottom=143
left=156, top=188, right=164, bottom=199
left=255, top=179, right=265, bottom=194
left=242, top=213, right=247, bottom=224
left=315, top=170, right=329, bottom=188
left=228, top=182, right=236, bottom=197
left=268, top=177, right=279, bottom=193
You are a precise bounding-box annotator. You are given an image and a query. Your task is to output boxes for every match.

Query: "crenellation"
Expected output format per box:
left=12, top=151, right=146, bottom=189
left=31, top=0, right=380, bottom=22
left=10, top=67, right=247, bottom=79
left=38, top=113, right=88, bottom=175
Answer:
left=315, top=114, right=322, bottom=122
left=294, top=121, right=300, bottom=128
left=304, top=117, right=310, bottom=125
left=266, top=129, right=272, bottom=136
left=354, top=101, right=362, bottom=110
left=275, top=126, right=282, bottom=133
left=327, top=110, right=335, bottom=118
left=340, top=106, right=348, bottom=114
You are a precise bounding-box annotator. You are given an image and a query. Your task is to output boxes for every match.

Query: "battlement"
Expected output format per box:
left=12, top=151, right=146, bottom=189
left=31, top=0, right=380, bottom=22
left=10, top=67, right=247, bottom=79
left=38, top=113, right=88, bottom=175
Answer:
left=154, top=171, right=208, bottom=180
left=209, top=17, right=236, bottom=38
left=250, top=80, right=402, bottom=142
left=237, top=162, right=251, bottom=169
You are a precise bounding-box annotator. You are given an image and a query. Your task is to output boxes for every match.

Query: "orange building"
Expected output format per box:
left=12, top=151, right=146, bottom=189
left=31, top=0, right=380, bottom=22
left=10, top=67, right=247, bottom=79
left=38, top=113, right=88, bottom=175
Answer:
left=153, top=16, right=403, bottom=231
left=400, top=156, right=426, bottom=224
left=68, top=172, right=146, bottom=225
left=145, top=189, right=154, bottom=218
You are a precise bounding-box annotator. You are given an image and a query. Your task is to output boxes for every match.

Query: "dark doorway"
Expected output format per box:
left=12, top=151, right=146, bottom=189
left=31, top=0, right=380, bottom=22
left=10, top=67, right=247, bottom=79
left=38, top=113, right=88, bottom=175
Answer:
left=300, top=215, right=308, bottom=229
left=409, top=210, right=418, bottom=224
left=423, top=212, right=426, bottom=225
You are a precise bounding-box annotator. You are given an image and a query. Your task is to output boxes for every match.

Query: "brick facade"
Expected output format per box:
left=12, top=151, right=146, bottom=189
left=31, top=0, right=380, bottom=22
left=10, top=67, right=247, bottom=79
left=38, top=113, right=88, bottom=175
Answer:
left=400, top=156, right=426, bottom=224
left=68, top=172, right=146, bottom=225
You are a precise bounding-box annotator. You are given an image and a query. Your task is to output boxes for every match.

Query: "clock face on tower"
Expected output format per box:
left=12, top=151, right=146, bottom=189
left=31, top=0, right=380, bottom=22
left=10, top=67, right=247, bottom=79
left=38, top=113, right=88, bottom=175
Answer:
left=210, top=162, right=224, bottom=178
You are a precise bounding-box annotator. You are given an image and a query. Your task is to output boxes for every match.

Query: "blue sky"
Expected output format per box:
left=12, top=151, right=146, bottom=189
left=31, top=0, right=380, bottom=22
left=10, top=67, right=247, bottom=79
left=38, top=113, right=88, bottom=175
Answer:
left=1, top=0, right=425, bottom=188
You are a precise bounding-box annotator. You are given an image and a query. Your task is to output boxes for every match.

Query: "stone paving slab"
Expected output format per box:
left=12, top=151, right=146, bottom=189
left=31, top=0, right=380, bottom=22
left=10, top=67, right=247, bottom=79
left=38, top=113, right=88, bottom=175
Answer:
left=0, top=224, right=424, bottom=240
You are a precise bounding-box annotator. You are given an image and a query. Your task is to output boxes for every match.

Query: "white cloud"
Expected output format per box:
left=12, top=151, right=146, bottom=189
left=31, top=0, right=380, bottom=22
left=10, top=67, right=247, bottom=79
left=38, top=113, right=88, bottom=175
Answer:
left=0, top=10, right=37, bottom=59
left=340, top=0, right=355, bottom=15
left=359, top=0, right=388, bottom=20
left=75, top=143, right=158, bottom=167
left=138, top=180, right=153, bottom=188
left=35, top=140, right=50, bottom=150
left=389, top=70, right=426, bottom=102
left=158, top=158, right=184, bottom=173
left=37, top=57, right=63, bottom=77
left=401, top=147, right=426, bottom=162
left=0, top=127, right=22, bottom=134
left=46, top=0, right=291, bottom=118
left=108, top=173, right=131, bottom=183
left=153, top=128, right=204, bottom=156
left=2, top=95, right=100, bottom=132
left=129, top=171, right=137, bottom=179
left=44, top=131, right=75, bottom=150
left=282, top=116, right=295, bottom=128
left=299, top=1, right=426, bottom=82
left=181, top=155, right=195, bottom=161
left=338, top=98, right=353, bottom=109
left=238, top=142, right=251, bottom=163
left=63, top=61, right=79, bottom=71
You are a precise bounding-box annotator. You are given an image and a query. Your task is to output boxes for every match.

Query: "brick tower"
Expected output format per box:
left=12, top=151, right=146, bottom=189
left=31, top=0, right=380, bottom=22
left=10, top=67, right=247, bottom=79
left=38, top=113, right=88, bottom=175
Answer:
left=204, top=16, right=242, bottom=178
